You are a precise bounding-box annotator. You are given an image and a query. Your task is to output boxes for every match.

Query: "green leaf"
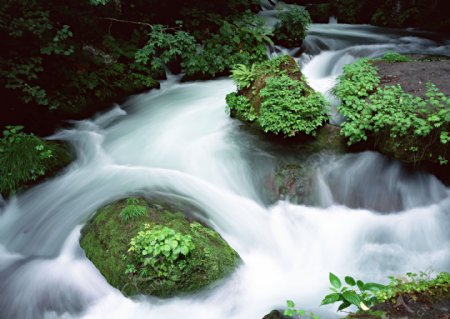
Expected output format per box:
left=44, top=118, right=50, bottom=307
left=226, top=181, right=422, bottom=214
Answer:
left=337, top=301, right=351, bottom=311
left=321, top=293, right=340, bottom=305
left=330, top=273, right=342, bottom=289
left=345, top=276, right=356, bottom=286
left=286, top=300, right=295, bottom=308
left=342, top=291, right=361, bottom=307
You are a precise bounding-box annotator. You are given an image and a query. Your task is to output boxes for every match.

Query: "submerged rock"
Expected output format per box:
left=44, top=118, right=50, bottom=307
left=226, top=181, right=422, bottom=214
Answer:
left=80, top=197, right=240, bottom=298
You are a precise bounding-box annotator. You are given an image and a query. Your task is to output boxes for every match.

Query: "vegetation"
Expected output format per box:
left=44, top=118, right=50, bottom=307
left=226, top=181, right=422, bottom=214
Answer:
left=284, top=300, right=320, bottom=319
left=119, top=198, right=147, bottom=221
left=80, top=198, right=240, bottom=297
left=274, top=4, right=311, bottom=47
left=380, top=51, right=412, bottom=63
left=303, top=0, right=449, bottom=32
left=335, top=57, right=449, bottom=165
left=0, top=125, right=71, bottom=196
left=226, top=55, right=328, bottom=138
left=321, top=273, right=386, bottom=311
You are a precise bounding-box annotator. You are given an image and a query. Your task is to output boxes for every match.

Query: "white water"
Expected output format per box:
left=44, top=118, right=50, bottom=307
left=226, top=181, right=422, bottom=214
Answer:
left=1, top=22, right=450, bottom=319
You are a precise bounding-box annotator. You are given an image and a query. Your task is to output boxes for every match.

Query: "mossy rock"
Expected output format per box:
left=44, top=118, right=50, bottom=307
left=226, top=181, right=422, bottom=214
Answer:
left=227, top=55, right=328, bottom=138
left=80, top=198, right=240, bottom=298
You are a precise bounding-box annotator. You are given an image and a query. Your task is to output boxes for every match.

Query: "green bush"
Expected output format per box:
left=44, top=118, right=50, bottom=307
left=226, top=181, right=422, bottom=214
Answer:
left=0, top=125, right=70, bottom=196
left=226, top=93, right=257, bottom=122
left=274, top=5, right=311, bottom=47
left=127, top=224, right=195, bottom=279
left=335, top=58, right=449, bottom=165
left=380, top=51, right=411, bottom=63
left=259, top=75, right=328, bottom=137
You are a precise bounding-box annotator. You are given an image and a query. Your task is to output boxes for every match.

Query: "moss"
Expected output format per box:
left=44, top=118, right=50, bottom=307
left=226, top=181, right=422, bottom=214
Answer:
left=80, top=198, right=240, bottom=297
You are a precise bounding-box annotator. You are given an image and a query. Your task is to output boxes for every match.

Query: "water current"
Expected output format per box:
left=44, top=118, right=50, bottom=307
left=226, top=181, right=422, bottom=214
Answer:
left=1, top=8, right=450, bottom=319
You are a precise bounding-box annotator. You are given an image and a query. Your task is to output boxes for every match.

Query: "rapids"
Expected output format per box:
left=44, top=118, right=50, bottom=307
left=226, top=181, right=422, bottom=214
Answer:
left=1, top=15, right=450, bottom=319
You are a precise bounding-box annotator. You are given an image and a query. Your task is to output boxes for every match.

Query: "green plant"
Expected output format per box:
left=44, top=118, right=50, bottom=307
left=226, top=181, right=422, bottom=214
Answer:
left=127, top=224, right=195, bottom=279
left=335, top=58, right=449, bottom=165
left=284, top=300, right=320, bottom=319
left=274, top=5, right=311, bottom=47
left=230, top=64, right=256, bottom=89
left=258, top=74, right=328, bottom=137
left=376, top=271, right=450, bottom=303
left=380, top=51, right=411, bottom=63
left=226, top=93, right=257, bottom=121
left=119, top=198, right=147, bottom=222
left=321, top=273, right=386, bottom=311
left=0, top=125, right=69, bottom=195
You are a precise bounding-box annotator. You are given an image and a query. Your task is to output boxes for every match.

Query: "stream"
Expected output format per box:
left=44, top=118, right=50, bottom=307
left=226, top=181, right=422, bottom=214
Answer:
left=1, top=14, right=450, bottom=319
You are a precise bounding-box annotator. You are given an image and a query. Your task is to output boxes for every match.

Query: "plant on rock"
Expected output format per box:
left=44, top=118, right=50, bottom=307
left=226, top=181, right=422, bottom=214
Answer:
left=226, top=55, right=329, bottom=138
left=119, top=198, right=148, bottom=222
left=259, top=75, right=328, bottom=137
left=335, top=58, right=449, bottom=165
left=127, top=224, right=195, bottom=280
left=0, top=125, right=70, bottom=196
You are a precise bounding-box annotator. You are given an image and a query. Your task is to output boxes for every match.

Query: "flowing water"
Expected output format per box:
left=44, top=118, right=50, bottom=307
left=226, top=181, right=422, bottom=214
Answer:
left=1, top=17, right=450, bottom=319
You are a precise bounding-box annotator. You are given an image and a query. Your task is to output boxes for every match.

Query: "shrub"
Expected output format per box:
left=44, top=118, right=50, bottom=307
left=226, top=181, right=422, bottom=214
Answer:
left=127, top=224, right=195, bottom=279
left=274, top=5, right=311, bottom=47
left=226, top=93, right=257, bottom=122
left=335, top=58, right=449, bottom=165
left=0, top=125, right=70, bottom=196
left=259, top=74, right=328, bottom=137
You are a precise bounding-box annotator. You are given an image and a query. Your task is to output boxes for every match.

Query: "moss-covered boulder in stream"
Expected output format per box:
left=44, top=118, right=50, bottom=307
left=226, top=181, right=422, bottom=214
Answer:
left=226, top=55, right=328, bottom=138
left=80, top=197, right=240, bottom=297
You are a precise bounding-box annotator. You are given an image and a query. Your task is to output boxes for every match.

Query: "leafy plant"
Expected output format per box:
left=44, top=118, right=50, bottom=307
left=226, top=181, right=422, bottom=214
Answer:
left=274, top=4, right=311, bottom=47
left=127, top=224, right=195, bottom=279
left=321, top=273, right=386, bottom=311
left=380, top=51, right=411, bottom=63
left=259, top=74, right=328, bottom=137
left=119, top=198, right=147, bottom=222
left=284, top=300, right=320, bottom=319
left=0, top=125, right=69, bottom=195
left=226, top=93, right=257, bottom=122
left=230, top=64, right=256, bottom=89
left=335, top=58, right=449, bottom=165
left=376, top=271, right=450, bottom=303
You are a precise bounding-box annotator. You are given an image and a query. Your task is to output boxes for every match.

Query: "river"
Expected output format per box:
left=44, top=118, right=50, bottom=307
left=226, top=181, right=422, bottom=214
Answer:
left=0, top=16, right=449, bottom=319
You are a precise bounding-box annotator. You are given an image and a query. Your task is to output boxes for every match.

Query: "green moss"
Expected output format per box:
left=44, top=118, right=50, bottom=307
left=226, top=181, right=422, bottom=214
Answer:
left=80, top=198, right=240, bottom=297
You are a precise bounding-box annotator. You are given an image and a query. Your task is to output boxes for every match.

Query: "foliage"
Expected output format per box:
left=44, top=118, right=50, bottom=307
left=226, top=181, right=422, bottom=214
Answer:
left=259, top=74, right=328, bottom=137
left=376, top=271, right=450, bottom=303
left=274, top=5, right=311, bottom=47
left=335, top=58, right=449, bottom=165
left=321, top=273, right=386, bottom=311
left=226, top=55, right=328, bottom=138
left=127, top=224, right=195, bottom=279
left=80, top=199, right=240, bottom=297
left=135, top=24, right=196, bottom=73
left=0, top=125, right=70, bottom=195
left=230, top=64, right=256, bottom=90
left=284, top=300, right=320, bottom=319
left=182, top=14, right=272, bottom=78
left=226, top=93, right=257, bottom=122
left=119, top=198, right=148, bottom=222
left=380, top=51, right=411, bottom=63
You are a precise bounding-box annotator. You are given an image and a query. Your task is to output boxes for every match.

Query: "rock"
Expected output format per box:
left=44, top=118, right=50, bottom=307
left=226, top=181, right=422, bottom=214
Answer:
left=80, top=197, right=240, bottom=298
